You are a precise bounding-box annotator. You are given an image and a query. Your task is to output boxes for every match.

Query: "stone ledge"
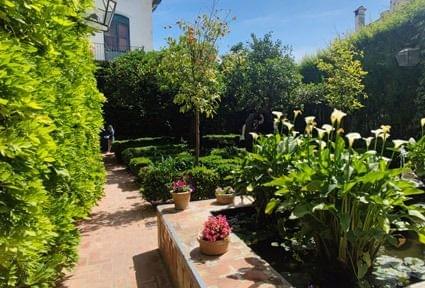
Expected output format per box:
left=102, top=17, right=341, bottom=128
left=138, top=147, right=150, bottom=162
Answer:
left=157, top=198, right=293, bottom=288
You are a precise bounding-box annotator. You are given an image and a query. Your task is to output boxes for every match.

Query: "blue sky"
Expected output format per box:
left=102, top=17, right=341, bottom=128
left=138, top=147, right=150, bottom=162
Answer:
left=153, top=0, right=391, bottom=61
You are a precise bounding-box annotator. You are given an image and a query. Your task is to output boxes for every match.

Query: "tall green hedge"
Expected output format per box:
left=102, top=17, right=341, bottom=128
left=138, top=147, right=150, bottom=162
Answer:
left=299, top=0, right=425, bottom=137
left=0, top=1, right=105, bottom=286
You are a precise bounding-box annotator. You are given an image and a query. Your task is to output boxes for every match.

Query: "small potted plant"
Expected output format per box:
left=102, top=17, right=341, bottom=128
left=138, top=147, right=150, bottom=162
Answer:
left=198, top=215, right=231, bottom=256
left=215, top=186, right=235, bottom=205
left=170, top=179, right=192, bottom=210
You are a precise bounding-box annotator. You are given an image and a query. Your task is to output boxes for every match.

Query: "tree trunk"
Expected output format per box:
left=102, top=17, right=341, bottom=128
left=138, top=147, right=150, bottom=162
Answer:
left=194, top=109, right=200, bottom=166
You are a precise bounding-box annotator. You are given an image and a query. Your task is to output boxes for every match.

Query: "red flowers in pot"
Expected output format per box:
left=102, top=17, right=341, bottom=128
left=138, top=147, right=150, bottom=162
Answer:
left=198, top=215, right=231, bottom=255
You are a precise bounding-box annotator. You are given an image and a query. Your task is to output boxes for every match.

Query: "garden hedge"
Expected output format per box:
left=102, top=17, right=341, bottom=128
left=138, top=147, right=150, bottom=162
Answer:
left=299, top=0, right=425, bottom=138
left=112, top=136, right=178, bottom=160
left=0, top=1, right=105, bottom=286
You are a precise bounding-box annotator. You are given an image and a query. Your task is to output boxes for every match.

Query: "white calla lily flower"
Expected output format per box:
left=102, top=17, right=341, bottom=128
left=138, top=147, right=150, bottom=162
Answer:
left=371, top=129, right=383, bottom=138
left=345, top=132, right=361, bottom=148
left=421, top=118, right=425, bottom=128
left=304, top=116, right=315, bottom=125
left=409, top=137, right=416, bottom=145
left=392, top=139, right=408, bottom=149
left=330, top=109, right=347, bottom=125
left=250, top=132, right=259, bottom=140
left=272, top=111, right=283, bottom=119
left=378, top=132, right=390, bottom=141
left=293, top=110, right=302, bottom=119
left=380, top=125, right=391, bottom=134
left=315, top=128, right=326, bottom=140
left=315, top=139, right=327, bottom=149
left=363, top=137, right=374, bottom=149
left=282, top=120, right=294, bottom=131
left=322, top=124, right=334, bottom=134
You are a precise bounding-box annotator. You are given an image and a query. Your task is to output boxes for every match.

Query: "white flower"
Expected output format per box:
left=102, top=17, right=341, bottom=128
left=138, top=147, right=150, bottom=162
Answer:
left=378, top=133, right=390, bottom=141
left=380, top=125, right=391, bottom=134
left=345, top=132, right=361, bottom=148
left=363, top=137, right=374, bottom=149
left=292, top=131, right=300, bottom=137
left=293, top=110, right=302, bottom=119
left=315, top=128, right=326, bottom=140
left=322, top=124, right=334, bottom=134
left=421, top=118, right=425, bottom=128
left=371, top=129, right=383, bottom=138
left=272, top=111, right=283, bottom=120
left=250, top=132, right=259, bottom=140
left=315, top=139, right=327, bottom=149
left=282, top=120, right=294, bottom=131
left=304, top=116, right=316, bottom=135
left=304, top=116, right=316, bottom=125
left=409, top=137, right=416, bottom=145
left=392, top=139, right=408, bottom=149
left=330, top=109, right=347, bottom=125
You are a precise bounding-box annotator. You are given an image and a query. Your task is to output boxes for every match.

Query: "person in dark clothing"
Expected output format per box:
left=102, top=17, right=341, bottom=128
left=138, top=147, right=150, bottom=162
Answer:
left=243, top=112, right=257, bottom=151
left=105, top=124, right=115, bottom=154
left=258, top=110, right=274, bottom=134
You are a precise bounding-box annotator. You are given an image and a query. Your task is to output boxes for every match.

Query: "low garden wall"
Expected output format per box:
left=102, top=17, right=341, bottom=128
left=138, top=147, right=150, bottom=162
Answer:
left=157, top=198, right=293, bottom=288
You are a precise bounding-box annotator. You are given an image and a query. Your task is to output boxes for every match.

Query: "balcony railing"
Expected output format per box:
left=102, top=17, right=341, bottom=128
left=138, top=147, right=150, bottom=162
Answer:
left=91, top=42, right=144, bottom=61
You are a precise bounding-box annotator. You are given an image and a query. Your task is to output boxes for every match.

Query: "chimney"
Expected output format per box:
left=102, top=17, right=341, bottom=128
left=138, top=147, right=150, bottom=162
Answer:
left=354, top=6, right=367, bottom=32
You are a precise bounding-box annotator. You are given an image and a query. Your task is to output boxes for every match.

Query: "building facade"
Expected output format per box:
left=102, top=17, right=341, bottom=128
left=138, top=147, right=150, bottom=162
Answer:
left=91, top=0, right=161, bottom=61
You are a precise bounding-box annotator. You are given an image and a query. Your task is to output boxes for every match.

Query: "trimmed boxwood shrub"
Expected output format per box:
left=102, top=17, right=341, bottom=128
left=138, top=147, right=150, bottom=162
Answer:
left=112, top=136, right=178, bottom=160
left=129, top=157, right=152, bottom=175
left=140, top=156, right=190, bottom=202
left=0, top=1, right=104, bottom=287
left=122, top=144, right=187, bottom=165
left=187, top=167, right=220, bottom=200
left=202, top=134, right=240, bottom=150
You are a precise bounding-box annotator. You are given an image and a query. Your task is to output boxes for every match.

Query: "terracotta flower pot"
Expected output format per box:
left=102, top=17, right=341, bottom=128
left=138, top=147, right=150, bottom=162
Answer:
left=198, top=236, right=230, bottom=256
left=171, top=191, right=191, bottom=210
left=215, top=194, right=235, bottom=205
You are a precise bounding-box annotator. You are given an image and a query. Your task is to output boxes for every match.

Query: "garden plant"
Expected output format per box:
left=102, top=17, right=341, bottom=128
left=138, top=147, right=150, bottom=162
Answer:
left=258, top=110, right=425, bottom=283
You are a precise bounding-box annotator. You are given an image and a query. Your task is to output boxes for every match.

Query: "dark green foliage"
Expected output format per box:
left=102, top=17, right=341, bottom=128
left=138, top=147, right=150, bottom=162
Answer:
left=202, top=134, right=241, bottom=151
left=140, top=156, right=193, bottom=202
left=210, top=147, right=247, bottom=159
left=121, top=144, right=187, bottom=165
left=408, top=136, right=425, bottom=180
left=0, top=0, right=104, bottom=286
left=199, top=149, right=244, bottom=186
left=128, top=157, right=152, bottom=175
left=97, top=50, right=188, bottom=138
left=186, top=167, right=220, bottom=200
left=235, top=134, right=305, bottom=219
left=135, top=146, right=243, bottom=203
left=112, top=137, right=178, bottom=160
left=221, top=33, right=302, bottom=112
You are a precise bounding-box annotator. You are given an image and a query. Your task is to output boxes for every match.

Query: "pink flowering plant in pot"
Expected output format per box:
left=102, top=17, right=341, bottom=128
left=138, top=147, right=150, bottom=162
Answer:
left=170, top=179, right=193, bottom=210
left=198, top=215, right=231, bottom=255
left=171, top=179, right=192, bottom=193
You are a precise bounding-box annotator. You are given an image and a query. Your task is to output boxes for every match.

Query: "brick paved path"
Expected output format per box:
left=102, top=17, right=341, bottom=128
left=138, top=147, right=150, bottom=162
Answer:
left=60, top=154, right=173, bottom=288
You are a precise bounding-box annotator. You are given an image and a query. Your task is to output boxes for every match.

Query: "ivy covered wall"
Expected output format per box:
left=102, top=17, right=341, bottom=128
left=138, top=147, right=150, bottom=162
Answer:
left=0, top=1, right=105, bottom=286
left=300, top=0, right=425, bottom=137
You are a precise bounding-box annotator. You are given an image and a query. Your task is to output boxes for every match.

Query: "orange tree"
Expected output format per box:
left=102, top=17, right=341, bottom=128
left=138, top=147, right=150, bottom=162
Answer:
left=161, top=12, right=230, bottom=164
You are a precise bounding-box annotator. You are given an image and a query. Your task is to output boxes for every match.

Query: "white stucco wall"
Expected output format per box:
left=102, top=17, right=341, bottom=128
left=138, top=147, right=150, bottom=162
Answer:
left=90, top=0, right=153, bottom=60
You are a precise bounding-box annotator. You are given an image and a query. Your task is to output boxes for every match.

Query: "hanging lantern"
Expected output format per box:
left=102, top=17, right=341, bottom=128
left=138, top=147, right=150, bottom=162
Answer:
left=395, top=48, right=421, bottom=67
left=85, top=0, right=117, bottom=32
